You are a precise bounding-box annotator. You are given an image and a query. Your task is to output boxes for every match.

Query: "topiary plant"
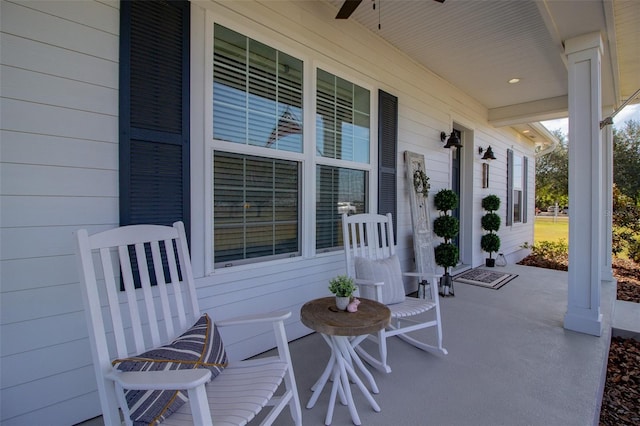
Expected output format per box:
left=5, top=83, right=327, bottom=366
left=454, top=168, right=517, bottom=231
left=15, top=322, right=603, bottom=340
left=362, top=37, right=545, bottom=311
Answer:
left=481, top=213, right=501, bottom=232
left=433, top=189, right=459, bottom=296
left=434, top=189, right=458, bottom=213
left=481, top=194, right=501, bottom=266
left=434, top=243, right=459, bottom=270
left=481, top=233, right=501, bottom=255
left=481, top=194, right=500, bottom=212
left=434, top=215, right=460, bottom=240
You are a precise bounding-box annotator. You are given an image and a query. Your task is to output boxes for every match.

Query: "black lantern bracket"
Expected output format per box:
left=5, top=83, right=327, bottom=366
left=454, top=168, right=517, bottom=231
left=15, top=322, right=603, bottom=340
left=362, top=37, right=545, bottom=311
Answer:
left=478, top=146, right=497, bottom=160
left=440, top=131, right=462, bottom=149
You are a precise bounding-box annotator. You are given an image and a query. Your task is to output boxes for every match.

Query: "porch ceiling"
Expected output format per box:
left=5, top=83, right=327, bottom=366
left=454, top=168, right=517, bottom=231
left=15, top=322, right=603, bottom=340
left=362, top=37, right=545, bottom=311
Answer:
left=327, top=0, right=640, bottom=128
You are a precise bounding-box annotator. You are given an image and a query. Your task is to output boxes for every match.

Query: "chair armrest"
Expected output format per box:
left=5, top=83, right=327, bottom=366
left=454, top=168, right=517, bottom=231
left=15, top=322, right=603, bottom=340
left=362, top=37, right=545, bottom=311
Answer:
left=106, top=368, right=212, bottom=391
left=216, top=310, right=291, bottom=327
left=403, top=272, right=442, bottom=280
left=354, top=278, right=384, bottom=287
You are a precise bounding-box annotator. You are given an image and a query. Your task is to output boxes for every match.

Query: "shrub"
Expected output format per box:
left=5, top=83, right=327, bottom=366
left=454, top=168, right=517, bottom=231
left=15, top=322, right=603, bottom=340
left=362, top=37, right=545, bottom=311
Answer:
left=524, top=239, right=569, bottom=260
left=481, top=213, right=501, bottom=232
left=434, top=215, right=459, bottom=240
left=481, top=194, right=501, bottom=259
left=434, top=243, right=459, bottom=269
left=433, top=188, right=460, bottom=275
left=628, top=237, right=640, bottom=263
left=481, top=233, right=501, bottom=255
left=434, top=189, right=458, bottom=212
left=481, top=194, right=501, bottom=212
left=519, top=240, right=569, bottom=270
left=612, top=185, right=640, bottom=256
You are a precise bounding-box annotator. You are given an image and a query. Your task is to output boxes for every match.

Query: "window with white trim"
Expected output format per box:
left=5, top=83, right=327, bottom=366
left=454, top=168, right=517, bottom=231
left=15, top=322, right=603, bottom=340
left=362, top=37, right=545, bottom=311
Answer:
left=212, top=24, right=303, bottom=267
left=210, top=23, right=372, bottom=266
left=315, top=69, right=370, bottom=251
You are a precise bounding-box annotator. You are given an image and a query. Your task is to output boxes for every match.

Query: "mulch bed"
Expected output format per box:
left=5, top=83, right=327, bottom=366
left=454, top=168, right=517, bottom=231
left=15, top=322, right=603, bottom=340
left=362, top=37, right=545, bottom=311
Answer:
left=518, top=255, right=640, bottom=425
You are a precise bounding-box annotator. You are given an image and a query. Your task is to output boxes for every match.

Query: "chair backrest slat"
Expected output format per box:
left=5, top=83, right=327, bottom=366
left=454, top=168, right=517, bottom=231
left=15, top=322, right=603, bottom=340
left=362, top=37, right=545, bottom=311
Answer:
left=175, top=221, right=200, bottom=327
left=343, top=213, right=396, bottom=278
left=99, top=247, right=129, bottom=359
left=168, top=236, right=188, bottom=330
left=152, top=239, right=175, bottom=339
left=118, top=244, right=146, bottom=354
left=136, top=242, right=163, bottom=347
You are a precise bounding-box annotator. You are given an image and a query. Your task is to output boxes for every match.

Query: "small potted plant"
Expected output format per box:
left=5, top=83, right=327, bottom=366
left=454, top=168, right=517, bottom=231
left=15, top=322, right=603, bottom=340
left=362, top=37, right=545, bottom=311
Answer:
left=433, top=189, right=459, bottom=296
left=481, top=195, right=501, bottom=267
left=329, top=275, right=357, bottom=310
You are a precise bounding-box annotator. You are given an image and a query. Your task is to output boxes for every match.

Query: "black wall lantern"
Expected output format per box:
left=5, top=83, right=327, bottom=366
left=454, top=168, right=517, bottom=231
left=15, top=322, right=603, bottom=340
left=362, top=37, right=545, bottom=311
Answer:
left=440, top=131, right=462, bottom=149
left=478, top=146, right=496, bottom=160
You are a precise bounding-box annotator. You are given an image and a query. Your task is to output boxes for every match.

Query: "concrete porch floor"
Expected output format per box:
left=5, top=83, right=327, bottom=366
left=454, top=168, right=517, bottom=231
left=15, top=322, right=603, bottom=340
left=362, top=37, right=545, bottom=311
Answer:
left=79, top=263, right=620, bottom=426
left=276, top=263, right=616, bottom=426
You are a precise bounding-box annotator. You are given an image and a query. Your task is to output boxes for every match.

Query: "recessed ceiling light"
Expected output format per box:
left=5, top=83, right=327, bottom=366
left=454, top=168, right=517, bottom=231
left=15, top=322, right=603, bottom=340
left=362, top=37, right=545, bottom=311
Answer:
left=522, top=129, right=530, bottom=134
left=508, top=78, right=520, bottom=84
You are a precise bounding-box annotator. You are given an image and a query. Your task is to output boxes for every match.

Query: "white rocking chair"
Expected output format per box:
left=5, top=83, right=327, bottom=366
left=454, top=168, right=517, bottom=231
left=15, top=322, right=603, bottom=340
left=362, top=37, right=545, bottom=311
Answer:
left=342, top=213, right=447, bottom=373
left=75, top=221, right=302, bottom=426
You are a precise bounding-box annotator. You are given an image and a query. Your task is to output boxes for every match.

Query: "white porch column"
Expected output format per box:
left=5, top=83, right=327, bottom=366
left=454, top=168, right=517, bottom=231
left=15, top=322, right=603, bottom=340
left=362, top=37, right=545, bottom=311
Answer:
left=564, top=33, right=603, bottom=336
left=601, top=109, right=614, bottom=282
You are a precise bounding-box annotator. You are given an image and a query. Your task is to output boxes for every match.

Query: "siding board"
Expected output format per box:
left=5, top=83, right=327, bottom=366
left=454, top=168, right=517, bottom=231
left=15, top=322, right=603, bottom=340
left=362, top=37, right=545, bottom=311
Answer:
left=1, top=339, right=92, bottom=389
left=1, top=282, right=84, bottom=325
left=1, top=99, right=118, bottom=141
left=1, top=256, right=79, bottom=292
left=1, top=1, right=118, bottom=60
left=1, top=226, right=88, bottom=260
left=1, top=65, right=118, bottom=115
left=1, top=164, right=117, bottom=197
left=1, top=365, right=97, bottom=423
left=1, top=196, right=117, bottom=227
left=1, top=33, right=118, bottom=88
left=12, top=0, right=119, bottom=34
left=1, top=392, right=100, bottom=426
left=1, top=131, right=117, bottom=169
left=1, top=311, right=88, bottom=357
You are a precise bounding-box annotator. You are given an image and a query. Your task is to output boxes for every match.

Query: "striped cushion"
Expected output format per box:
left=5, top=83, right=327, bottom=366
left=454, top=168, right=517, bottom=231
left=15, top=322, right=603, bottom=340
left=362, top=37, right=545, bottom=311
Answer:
left=113, top=314, right=227, bottom=426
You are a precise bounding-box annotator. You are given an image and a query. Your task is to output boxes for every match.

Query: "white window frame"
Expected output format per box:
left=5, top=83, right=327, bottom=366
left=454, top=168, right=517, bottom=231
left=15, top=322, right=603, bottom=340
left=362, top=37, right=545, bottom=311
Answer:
left=202, top=12, right=377, bottom=274
left=313, top=65, right=375, bottom=253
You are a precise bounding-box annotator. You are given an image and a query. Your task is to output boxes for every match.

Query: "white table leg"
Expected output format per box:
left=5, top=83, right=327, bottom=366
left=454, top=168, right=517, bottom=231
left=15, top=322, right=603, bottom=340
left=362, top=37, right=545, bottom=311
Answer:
left=335, top=337, right=381, bottom=412
left=309, top=333, right=382, bottom=425
left=332, top=337, right=361, bottom=425
left=348, top=335, right=379, bottom=394
left=309, top=335, right=346, bottom=409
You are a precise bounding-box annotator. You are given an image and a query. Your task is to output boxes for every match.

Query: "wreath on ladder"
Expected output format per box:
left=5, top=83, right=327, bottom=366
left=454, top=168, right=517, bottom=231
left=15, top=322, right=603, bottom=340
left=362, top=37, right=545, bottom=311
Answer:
left=413, top=169, right=430, bottom=197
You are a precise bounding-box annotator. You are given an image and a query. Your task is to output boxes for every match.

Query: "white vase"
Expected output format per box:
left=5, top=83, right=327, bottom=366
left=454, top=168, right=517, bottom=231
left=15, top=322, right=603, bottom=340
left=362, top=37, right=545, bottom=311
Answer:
left=335, top=296, right=350, bottom=311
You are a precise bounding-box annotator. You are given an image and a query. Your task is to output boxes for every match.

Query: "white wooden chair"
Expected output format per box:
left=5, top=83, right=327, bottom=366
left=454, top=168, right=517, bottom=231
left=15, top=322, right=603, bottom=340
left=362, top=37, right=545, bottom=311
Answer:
left=342, top=213, right=447, bottom=373
left=75, top=221, right=302, bottom=426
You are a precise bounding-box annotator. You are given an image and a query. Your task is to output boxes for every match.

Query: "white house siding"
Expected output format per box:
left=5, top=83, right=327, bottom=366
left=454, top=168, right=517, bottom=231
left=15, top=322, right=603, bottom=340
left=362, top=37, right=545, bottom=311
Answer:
left=0, top=0, right=536, bottom=424
left=0, top=1, right=120, bottom=424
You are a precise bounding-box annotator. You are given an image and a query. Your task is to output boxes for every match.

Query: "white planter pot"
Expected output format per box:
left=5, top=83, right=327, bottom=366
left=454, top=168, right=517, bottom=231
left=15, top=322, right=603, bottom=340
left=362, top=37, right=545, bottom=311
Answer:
left=335, top=296, right=350, bottom=311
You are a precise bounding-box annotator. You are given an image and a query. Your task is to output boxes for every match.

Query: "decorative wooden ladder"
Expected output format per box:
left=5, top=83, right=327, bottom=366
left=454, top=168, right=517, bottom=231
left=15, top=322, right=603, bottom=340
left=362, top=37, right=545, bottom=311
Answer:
left=404, top=151, right=438, bottom=298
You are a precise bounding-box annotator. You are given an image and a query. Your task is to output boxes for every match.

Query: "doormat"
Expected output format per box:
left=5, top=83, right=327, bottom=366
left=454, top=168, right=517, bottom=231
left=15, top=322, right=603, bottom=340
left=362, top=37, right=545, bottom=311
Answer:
left=453, top=268, right=518, bottom=290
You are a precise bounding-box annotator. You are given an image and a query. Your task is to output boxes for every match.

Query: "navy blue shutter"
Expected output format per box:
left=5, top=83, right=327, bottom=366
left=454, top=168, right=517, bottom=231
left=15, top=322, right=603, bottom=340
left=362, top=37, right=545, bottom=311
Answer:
left=506, top=149, right=513, bottom=226
left=378, top=90, right=398, bottom=239
left=119, top=0, right=190, bottom=235
left=523, top=156, right=528, bottom=223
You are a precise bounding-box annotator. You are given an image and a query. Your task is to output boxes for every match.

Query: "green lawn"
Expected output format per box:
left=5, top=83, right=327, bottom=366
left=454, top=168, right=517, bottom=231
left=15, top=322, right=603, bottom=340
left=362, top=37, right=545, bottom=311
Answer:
left=534, top=216, right=569, bottom=244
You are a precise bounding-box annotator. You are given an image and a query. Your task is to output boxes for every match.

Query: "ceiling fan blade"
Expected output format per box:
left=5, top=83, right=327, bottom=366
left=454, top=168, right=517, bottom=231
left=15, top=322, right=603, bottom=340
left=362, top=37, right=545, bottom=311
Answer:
left=433, top=0, right=446, bottom=2
left=336, top=0, right=363, bottom=19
